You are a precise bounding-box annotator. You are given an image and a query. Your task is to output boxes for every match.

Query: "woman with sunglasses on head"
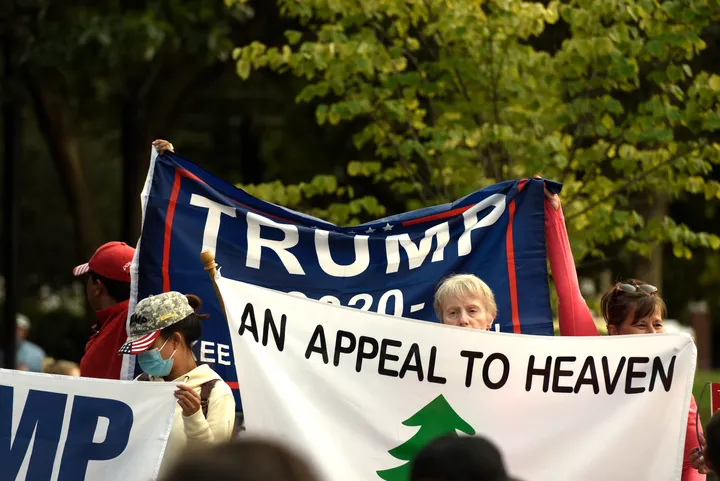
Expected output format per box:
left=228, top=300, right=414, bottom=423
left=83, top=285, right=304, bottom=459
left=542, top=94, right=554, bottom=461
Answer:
left=544, top=187, right=704, bottom=480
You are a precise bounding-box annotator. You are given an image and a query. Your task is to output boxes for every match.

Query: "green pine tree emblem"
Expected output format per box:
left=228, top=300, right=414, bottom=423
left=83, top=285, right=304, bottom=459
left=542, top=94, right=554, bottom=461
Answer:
left=376, top=394, right=475, bottom=481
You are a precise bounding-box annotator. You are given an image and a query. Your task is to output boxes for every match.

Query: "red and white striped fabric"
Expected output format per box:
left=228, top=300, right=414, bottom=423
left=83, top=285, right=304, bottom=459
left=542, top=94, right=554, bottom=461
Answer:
left=73, top=263, right=90, bottom=276
left=118, top=330, right=161, bottom=355
left=71, top=241, right=134, bottom=282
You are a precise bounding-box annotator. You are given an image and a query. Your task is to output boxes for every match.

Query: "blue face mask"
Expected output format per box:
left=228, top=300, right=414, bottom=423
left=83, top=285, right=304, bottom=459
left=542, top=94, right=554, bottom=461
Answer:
left=138, top=338, right=176, bottom=377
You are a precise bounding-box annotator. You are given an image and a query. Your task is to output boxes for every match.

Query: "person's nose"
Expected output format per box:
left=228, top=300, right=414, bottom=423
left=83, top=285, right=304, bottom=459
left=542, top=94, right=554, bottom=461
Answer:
left=458, top=312, right=470, bottom=326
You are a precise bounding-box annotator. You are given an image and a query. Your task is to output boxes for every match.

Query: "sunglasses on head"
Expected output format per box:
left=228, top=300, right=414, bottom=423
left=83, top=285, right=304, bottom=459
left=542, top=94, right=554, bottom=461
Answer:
left=615, top=283, right=658, bottom=294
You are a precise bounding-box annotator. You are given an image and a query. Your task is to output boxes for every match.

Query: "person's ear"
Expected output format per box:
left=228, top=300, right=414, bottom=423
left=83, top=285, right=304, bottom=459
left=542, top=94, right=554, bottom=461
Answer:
left=607, top=324, right=618, bottom=336
left=89, top=277, right=104, bottom=298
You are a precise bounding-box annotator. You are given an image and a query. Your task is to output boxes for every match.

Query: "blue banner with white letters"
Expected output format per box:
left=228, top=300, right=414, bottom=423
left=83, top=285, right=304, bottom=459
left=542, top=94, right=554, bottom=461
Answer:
left=131, top=152, right=559, bottom=409
left=0, top=369, right=176, bottom=480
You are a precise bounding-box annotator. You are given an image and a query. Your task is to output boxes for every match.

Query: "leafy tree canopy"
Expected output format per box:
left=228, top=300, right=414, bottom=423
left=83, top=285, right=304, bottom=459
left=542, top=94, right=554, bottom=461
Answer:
left=232, top=0, right=720, bottom=264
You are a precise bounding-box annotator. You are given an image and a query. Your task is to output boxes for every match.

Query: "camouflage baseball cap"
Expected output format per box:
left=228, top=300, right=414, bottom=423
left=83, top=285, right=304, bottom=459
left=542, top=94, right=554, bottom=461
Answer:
left=118, top=291, right=194, bottom=355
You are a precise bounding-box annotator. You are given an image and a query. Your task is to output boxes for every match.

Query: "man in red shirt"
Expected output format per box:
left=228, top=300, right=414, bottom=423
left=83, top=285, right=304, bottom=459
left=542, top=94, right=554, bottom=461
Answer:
left=73, top=241, right=135, bottom=379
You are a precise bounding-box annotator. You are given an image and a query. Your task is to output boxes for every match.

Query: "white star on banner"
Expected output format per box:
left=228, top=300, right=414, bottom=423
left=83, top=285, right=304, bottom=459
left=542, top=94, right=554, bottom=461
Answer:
left=382, top=223, right=393, bottom=231
left=365, top=227, right=376, bottom=234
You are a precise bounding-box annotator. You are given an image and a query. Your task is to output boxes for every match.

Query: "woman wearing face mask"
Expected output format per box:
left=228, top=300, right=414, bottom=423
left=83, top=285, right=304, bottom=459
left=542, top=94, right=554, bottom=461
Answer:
left=119, top=291, right=236, bottom=478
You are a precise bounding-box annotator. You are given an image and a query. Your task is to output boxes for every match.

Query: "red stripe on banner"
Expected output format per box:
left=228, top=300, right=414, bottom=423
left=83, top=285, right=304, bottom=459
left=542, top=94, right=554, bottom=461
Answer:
left=402, top=205, right=471, bottom=227
left=227, top=382, right=239, bottom=389
left=228, top=197, right=298, bottom=225
left=176, top=166, right=297, bottom=225
left=177, top=167, right=203, bottom=183
left=505, top=199, right=521, bottom=334
left=161, top=165, right=301, bottom=293
left=403, top=180, right=528, bottom=228
left=162, top=170, right=183, bottom=292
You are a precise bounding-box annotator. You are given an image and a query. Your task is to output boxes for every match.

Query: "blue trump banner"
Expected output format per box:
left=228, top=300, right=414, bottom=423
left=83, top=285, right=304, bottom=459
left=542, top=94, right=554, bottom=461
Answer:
left=128, top=150, right=559, bottom=407
left=0, top=369, right=176, bottom=481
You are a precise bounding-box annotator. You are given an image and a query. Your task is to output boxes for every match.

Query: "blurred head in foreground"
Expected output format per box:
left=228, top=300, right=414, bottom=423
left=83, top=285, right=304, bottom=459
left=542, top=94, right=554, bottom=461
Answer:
left=704, top=409, right=720, bottom=471
left=160, top=438, right=319, bottom=481
left=411, top=435, right=519, bottom=481
left=434, top=274, right=497, bottom=330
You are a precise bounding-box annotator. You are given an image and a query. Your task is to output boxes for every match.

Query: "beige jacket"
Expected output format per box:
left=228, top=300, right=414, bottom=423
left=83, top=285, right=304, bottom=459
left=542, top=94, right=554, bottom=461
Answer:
left=152, top=364, right=236, bottom=479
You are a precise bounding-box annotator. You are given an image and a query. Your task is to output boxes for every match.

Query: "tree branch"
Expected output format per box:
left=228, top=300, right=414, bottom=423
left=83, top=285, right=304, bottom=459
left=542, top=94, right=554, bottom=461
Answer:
left=487, top=35, right=506, bottom=175
left=565, top=154, right=680, bottom=221
left=22, top=69, right=104, bottom=259
left=119, top=57, right=231, bottom=241
left=374, top=125, right=432, bottom=203
left=368, top=19, right=444, bottom=186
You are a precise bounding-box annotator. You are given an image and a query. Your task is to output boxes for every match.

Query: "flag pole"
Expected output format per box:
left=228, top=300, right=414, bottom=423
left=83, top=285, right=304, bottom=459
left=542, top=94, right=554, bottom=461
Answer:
left=2, top=22, right=20, bottom=370
left=200, top=250, right=227, bottom=321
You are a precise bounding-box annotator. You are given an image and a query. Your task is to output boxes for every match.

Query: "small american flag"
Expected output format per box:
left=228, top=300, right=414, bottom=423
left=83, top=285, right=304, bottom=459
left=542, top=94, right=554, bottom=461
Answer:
left=119, top=330, right=160, bottom=355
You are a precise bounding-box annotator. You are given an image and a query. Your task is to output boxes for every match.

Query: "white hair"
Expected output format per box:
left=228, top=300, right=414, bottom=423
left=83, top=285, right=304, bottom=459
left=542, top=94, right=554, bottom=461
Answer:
left=16, top=313, right=30, bottom=330
left=434, top=274, right=497, bottom=320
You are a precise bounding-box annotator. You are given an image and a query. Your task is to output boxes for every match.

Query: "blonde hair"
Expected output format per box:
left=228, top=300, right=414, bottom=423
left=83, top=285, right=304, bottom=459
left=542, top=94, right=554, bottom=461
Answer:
left=434, top=274, right=497, bottom=320
left=43, top=358, right=80, bottom=376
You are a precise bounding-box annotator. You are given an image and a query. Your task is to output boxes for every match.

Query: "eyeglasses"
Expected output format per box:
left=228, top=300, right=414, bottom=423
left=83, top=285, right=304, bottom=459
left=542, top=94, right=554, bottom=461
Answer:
left=615, top=283, right=658, bottom=294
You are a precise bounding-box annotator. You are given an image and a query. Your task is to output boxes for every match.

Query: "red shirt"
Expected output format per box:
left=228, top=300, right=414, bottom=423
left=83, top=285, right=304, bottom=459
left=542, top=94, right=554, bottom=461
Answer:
left=545, top=202, right=705, bottom=481
left=80, top=300, right=130, bottom=380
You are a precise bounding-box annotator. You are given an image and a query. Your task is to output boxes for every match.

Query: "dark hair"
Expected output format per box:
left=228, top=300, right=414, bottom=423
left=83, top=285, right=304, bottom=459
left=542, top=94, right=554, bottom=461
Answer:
left=159, top=294, right=208, bottom=347
left=705, top=410, right=720, bottom=470
left=159, top=438, right=319, bottom=481
left=600, top=278, right=667, bottom=327
left=410, top=435, right=512, bottom=481
left=89, top=271, right=130, bottom=302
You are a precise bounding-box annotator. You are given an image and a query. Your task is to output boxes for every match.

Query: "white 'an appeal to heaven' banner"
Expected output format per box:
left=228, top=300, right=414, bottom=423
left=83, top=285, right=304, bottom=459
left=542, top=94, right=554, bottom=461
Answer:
left=217, top=276, right=697, bottom=481
left=0, top=369, right=177, bottom=481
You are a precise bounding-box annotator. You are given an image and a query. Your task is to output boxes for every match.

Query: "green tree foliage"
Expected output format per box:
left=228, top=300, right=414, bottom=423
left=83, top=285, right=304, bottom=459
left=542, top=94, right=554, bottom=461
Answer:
left=13, top=0, right=252, bottom=249
left=232, top=0, right=720, bottom=264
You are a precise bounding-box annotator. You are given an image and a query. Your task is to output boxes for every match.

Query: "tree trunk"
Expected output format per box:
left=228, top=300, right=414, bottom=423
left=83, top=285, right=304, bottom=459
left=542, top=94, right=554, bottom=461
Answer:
left=119, top=60, right=229, bottom=243
left=24, top=73, right=103, bottom=260
left=238, top=116, right=264, bottom=183
left=120, top=98, right=152, bottom=244
left=634, top=191, right=669, bottom=291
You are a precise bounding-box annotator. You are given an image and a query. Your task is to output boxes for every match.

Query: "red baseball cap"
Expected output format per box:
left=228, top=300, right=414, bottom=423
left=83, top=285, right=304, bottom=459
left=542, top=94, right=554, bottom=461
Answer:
left=72, top=241, right=135, bottom=283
